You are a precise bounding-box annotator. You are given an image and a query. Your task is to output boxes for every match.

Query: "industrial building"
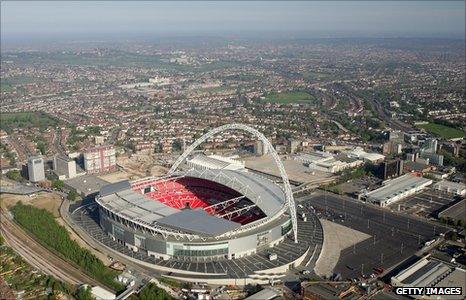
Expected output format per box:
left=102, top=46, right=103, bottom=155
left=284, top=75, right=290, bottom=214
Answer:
left=186, top=154, right=246, bottom=172
left=27, top=156, right=45, bottom=182
left=83, top=145, right=116, bottom=174
left=295, top=151, right=363, bottom=174
left=391, top=255, right=466, bottom=299
left=438, top=199, right=466, bottom=223
left=364, top=174, right=432, bottom=207
left=346, top=147, right=385, bottom=163
left=434, top=180, right=466, bottom=196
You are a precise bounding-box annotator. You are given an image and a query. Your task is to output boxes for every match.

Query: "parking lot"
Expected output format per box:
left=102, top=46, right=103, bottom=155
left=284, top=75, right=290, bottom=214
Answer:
left=337, top=177, right=382, bottom=196
left=297, top=191, right=449, bottom=280
left=394, top=189, right=459, bottom=218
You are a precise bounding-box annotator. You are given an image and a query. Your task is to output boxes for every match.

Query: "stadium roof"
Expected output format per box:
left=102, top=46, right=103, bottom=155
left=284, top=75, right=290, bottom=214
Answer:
left=98, top=187, right=178, bottom=224
left=157, top=209, right=241, bottom=236
left=183, top=169, right=285, bottom=216
left=97, top=169, right=286, bottom=237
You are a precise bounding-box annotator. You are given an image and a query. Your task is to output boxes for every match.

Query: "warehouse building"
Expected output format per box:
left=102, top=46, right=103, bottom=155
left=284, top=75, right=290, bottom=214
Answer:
left=391, top=255, right=465, bottom=299
left=364, top=174, right=432, bottom=207
left=295, top=152, right=363, bottom=174
left=434, top=180, right=466, bottom=196
left=438, top=199, right=465, bottom=223
left=346, top=147, right=385, bottom=163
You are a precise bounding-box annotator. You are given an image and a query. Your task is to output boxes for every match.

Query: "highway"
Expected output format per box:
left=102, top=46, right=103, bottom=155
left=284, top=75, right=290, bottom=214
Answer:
left=0, top=209, right=100, bottom=287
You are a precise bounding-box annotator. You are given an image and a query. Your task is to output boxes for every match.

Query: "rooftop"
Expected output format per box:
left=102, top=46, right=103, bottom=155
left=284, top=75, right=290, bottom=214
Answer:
left=157, top=208, right=241, bottom=236
left=434, top=180, right=466, bottom=191
left=366, top=174, right=432, bottom=202
left=65, top=174, right=109, bottom=196
left=438, top=199, right=466, bottom=221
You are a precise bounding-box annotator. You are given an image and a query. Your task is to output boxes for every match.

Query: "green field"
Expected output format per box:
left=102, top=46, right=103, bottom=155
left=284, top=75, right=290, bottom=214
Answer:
left=263, top=91, right=315, bottom=104
left=0, top=111, right=59, bottom=132
left=1, top=76, right=38, bottom=92
left=1, top=83, right=15, bottom=92
left=417, top=123, right=466, bottom=139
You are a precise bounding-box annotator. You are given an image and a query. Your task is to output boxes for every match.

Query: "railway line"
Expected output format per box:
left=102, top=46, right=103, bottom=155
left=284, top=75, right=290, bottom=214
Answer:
left=0, top=209, right=100, bottom=287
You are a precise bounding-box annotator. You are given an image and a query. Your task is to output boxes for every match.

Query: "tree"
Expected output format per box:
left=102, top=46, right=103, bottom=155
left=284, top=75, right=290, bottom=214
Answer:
left=172, top=139, right=183, bottom=152
left=74, top=286, right=93, bottom=300
left=37, top=141, right=47, bottom=155
left=67, top=190, right=79, bottom=201
left=139, top=283, right=173, bottom=300
left=52, top=180, right=64, bottom=191
left=6, top=170, right=22, bottom=181
left=445, top=231, right=458, bottom=241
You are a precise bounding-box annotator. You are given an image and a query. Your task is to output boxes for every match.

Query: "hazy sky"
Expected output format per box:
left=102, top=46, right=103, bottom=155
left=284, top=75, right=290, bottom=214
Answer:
left=1, top=1, right=465, bottom=41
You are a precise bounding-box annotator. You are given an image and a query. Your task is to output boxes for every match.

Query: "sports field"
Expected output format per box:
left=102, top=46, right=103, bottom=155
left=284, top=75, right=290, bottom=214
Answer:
left=263, top=91, right=315, bottom=104
left=417, top=122, right=465, bottom=139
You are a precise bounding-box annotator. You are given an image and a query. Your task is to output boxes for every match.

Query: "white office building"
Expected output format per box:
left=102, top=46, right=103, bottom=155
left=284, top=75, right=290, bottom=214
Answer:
left=27, top=156, right=45, bottom=182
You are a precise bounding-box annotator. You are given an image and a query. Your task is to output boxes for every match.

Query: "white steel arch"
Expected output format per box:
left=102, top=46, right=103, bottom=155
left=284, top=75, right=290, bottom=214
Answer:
left=168, top=123, right=298, bottom=243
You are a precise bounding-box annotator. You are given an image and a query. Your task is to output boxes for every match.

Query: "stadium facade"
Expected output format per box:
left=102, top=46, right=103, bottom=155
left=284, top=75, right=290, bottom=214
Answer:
left=97, top=169, right=293, bottom=260
left=85, top=124, right=321, bottom=284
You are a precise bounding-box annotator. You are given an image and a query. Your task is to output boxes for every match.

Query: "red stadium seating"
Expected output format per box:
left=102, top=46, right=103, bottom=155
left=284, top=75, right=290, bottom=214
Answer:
left=131, top=177, right=263, bottom=225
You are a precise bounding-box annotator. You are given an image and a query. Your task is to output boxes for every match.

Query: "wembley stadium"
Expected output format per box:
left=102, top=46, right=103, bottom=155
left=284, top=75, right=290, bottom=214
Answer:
left=72, top=124, right=323, bottom=284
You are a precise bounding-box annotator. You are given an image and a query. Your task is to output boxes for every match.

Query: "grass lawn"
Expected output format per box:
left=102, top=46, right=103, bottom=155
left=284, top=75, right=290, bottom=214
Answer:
left=417, top=123, right=466, bottom=139
left=264, top=91, right=315, bottom=104
left=1, top=111, right=59, bottom=132
left=1, top=83, right=14, bottom=92
left=1, top=76, right=38, bottom=92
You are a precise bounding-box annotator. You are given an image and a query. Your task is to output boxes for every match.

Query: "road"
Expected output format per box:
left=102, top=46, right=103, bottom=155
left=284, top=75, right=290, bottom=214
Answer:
left=331, top=120, right=349, bottom=133
left=52, top=127, right=67, bottom=156
left=0, top=209, right=100, bottom=287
